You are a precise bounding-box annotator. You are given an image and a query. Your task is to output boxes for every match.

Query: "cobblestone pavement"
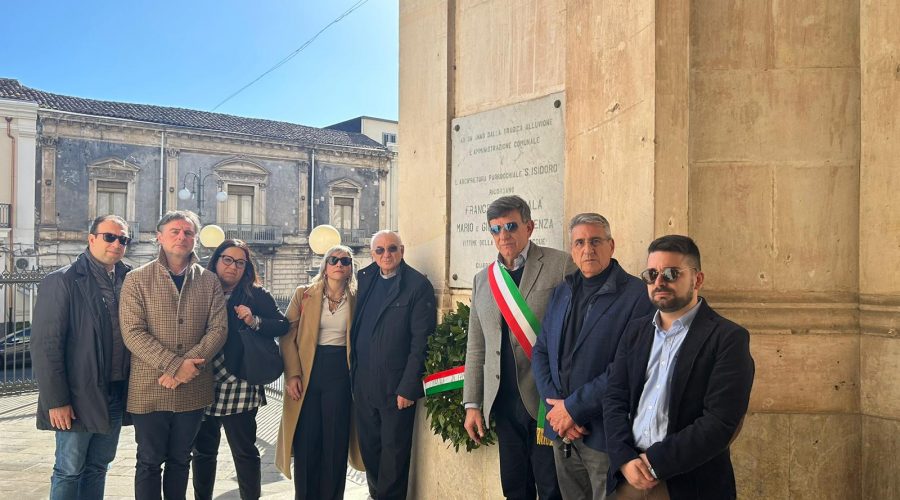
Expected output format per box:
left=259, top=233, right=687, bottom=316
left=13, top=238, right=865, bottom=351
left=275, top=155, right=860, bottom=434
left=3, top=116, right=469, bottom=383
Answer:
left=0, top=392, right=369, bottom=499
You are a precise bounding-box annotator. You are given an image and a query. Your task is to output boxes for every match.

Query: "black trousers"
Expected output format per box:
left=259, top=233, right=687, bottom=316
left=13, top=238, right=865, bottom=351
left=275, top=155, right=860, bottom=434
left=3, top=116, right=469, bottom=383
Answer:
left=354, top=390, right=416, bottom=500
left=493, top=396, right=562, bottom=500
left=292, top=345, right=351, bottom=500
left=191, top=407, right=260, bottom=500
left=132, top=410, right=204, bottom=500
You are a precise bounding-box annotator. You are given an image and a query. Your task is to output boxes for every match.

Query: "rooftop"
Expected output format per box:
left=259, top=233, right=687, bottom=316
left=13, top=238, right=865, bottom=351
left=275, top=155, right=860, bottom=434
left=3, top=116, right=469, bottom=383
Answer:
left=0, top=78, right=386, bottom=152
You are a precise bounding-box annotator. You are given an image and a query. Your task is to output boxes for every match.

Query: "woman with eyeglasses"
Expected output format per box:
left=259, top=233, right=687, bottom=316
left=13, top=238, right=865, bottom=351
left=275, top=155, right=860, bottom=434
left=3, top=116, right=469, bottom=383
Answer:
left=275, top=245, right=365, bottom=499
left=190, top=239, right=289, bottom=500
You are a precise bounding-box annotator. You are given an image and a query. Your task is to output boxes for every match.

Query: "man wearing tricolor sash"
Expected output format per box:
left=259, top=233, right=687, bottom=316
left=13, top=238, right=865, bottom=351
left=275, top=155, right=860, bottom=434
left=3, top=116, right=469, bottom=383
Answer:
left=532, top=213, right=654, bottom=500
left=463, top=196, right=575, bottom=500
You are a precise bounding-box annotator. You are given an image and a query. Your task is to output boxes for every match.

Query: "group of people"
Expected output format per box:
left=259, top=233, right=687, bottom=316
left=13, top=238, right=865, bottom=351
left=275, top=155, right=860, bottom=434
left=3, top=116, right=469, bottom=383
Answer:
left=31, top=210, right=436, bottom=500
left=31, top=193, right=755, bottom=500
left=462, top=196, right=755, bottom=500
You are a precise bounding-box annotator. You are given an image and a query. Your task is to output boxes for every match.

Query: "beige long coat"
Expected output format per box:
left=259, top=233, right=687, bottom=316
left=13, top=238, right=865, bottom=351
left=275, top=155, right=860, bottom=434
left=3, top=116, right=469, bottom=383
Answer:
left=275, top=281, right=365, bottom=478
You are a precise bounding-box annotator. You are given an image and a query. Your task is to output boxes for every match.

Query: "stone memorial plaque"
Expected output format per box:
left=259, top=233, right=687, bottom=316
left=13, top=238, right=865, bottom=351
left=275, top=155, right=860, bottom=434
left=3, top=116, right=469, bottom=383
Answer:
left=450, top=92, right=565, bottom=288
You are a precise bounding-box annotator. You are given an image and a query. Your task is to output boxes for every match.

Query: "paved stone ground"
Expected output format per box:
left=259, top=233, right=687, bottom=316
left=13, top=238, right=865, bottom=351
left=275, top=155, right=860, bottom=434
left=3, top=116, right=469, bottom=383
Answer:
left=0, top=392, right=369, bottom=499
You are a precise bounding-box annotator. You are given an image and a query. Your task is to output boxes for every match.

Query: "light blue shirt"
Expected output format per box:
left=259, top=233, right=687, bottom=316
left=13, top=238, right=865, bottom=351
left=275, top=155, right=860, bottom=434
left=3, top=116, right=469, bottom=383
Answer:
left=632, top=299, right=703, bottom=451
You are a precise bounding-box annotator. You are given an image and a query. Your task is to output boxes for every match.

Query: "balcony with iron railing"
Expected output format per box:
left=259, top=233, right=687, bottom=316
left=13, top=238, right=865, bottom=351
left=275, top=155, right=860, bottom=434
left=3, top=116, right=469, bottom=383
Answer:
left=339, top=228, right=371, bottom=248
left=0, top=204, right=10, bottom=229
left=222, top=224, right=283, bottom=245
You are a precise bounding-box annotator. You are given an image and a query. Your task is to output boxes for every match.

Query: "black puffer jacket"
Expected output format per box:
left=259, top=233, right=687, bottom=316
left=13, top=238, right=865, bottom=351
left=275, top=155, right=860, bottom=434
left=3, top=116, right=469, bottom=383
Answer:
left=32, top=253, right=131, bottom=433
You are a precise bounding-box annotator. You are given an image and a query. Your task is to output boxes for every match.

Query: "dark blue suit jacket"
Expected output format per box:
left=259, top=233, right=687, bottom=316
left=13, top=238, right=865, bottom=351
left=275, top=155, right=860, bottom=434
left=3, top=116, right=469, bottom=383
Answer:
left=532, top=259, right=653, bottom=452
left=603, top=300, right=755, bottom=500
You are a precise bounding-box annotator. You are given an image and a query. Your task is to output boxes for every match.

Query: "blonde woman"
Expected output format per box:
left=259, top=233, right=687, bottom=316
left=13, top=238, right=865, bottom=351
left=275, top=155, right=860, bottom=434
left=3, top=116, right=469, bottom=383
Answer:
left=276, top=245, right=364, bottom=499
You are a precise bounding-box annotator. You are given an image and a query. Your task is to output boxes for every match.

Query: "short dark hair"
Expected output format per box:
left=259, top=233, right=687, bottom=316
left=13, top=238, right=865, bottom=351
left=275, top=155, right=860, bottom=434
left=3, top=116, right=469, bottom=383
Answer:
left=89, top=214, right=128, bottom=235
left=206, top=239, right=261, bottom=296
left=486, top=195, right=531, bottom=223
left=648, top=235, right=701, bottom=270
left=156, top=210, right=200, bottom=233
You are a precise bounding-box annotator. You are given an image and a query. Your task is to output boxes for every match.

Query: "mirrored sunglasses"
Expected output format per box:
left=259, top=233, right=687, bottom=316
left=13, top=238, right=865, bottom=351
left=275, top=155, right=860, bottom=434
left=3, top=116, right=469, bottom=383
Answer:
left=639, top=267, right=695, bottom=285
left=488, top=222, right=519, bottom=235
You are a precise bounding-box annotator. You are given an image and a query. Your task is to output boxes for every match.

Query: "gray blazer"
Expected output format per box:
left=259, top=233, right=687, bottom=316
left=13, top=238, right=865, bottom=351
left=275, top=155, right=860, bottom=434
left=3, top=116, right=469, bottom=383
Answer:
left=463, top=243, right=575, bottom=423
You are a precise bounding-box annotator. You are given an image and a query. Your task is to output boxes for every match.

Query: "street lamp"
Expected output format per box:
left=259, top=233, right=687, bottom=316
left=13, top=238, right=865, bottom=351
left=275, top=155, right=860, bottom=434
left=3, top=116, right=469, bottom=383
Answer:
left=177, top=168, right=228, bottom=220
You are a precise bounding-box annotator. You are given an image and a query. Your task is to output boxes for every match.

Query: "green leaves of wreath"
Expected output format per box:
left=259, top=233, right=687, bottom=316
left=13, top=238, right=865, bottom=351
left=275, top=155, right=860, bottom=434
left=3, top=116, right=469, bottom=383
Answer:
left=424, top=302, right=497, bottom=452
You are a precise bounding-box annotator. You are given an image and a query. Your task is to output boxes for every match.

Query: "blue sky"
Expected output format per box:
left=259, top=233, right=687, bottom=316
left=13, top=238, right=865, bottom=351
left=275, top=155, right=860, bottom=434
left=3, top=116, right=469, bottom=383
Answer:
left=5, top=0, right=398, bottom=128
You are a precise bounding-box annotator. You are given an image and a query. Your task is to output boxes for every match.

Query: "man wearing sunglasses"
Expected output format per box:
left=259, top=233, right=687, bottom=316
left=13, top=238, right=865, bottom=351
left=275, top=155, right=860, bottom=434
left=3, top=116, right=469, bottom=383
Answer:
left=32, top=215, right=133, bottom=499
left=119, top=210, right=227, bottom=499
left=463, top=195, right=576, bottom=500
left=351, top=230, right=436, bottom=500
left=602, top=235, right=754, bottom=500
left=531, top=213, right=654, bottom=500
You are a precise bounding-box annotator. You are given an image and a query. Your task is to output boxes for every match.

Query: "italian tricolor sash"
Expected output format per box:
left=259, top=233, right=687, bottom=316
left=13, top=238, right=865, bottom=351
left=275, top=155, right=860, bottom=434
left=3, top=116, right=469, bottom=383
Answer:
left=487, top=262, right=552, bottom=446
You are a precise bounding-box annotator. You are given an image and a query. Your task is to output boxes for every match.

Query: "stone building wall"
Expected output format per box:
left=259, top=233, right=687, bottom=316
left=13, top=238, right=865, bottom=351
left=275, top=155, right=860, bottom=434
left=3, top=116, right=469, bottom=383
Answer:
left=34, top=111, right=389, bottom=296
left=399, top=0, right=898, bottom=498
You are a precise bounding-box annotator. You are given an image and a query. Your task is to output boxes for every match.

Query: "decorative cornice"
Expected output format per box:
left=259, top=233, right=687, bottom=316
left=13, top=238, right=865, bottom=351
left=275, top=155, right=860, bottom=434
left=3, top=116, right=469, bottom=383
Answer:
left=39, top=135, right=58, bottom=147
left=704, top=290, right=860, bottom=335
left=860, top=293, right=900, bottom=337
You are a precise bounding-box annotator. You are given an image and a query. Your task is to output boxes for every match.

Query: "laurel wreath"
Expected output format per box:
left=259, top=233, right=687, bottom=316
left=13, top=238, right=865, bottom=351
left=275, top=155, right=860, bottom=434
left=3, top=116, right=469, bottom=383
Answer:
left=423, top=302, right=497, bottom=452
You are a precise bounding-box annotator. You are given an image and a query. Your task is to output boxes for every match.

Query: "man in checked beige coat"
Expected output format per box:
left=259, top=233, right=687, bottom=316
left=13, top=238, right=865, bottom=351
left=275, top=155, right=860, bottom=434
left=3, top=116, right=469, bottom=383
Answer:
left=120, top=210, right=227, bottom=500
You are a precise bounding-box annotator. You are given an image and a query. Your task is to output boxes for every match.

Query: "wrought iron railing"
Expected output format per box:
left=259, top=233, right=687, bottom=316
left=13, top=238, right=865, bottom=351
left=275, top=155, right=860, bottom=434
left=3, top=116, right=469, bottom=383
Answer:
left=222, top=224, right=283, bottom=245
left=339, top=228, right=370, bottom=247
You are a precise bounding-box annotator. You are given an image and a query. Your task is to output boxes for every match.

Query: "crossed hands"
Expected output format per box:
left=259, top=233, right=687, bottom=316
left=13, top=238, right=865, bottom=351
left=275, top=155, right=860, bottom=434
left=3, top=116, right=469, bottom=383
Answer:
left=545, top=398, right=590, bottom=441
left=621, top=453, right=659, bottom=490
left=157, top=358, right=205, bottom=390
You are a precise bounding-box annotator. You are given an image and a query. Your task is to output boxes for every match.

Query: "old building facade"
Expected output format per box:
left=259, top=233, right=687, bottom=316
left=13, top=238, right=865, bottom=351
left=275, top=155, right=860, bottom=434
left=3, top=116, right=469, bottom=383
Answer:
left=0, top=78, right=393, bottom=296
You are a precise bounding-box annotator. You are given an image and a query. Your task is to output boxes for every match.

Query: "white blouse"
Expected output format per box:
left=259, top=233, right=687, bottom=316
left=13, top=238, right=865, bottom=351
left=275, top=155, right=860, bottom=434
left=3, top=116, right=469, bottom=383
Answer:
left=317, top=296, right=349, bottom=346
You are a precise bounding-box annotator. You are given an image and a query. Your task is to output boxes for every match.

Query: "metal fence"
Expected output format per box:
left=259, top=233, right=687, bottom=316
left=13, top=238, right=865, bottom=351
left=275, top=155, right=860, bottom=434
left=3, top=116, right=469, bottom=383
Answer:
left=0, top=269, right=292, bottom=399
left=0, top=268, right=47, bottom=395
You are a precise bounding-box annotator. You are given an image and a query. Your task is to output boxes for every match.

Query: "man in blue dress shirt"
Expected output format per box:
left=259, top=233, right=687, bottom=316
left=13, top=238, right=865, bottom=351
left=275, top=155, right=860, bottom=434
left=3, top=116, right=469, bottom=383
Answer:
left=602, top=235, right=755, bottom=500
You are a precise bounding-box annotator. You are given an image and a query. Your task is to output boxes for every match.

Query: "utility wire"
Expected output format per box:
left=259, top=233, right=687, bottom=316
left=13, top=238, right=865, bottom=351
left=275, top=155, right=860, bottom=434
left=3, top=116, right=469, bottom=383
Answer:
left=210, top=0, right=370, bottom=112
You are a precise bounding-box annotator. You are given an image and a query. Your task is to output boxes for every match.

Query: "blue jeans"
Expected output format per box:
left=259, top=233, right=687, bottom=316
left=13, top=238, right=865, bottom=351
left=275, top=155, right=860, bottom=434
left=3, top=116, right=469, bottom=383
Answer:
left=49, top=387, right=125, bottom=500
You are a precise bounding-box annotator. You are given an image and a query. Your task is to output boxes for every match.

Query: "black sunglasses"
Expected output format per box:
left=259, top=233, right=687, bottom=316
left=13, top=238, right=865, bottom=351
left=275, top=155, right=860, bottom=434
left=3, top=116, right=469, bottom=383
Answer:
left=639, top=267, right=696, bottom=285
left=374, top=245, right=400, bottom=255
left=220, top=255, right=248, bottom=269
left=326, top=256, right=353, bottom=266
left=488, top=222, right=519, bottom=235
left=94, top=232, right=131, bottom=246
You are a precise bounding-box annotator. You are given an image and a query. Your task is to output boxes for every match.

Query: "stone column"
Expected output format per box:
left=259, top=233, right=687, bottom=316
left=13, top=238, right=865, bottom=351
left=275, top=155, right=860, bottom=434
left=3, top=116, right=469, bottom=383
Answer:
left=859, top=0, right=900, bottom=496
left=689, top=1, right=861, bottom=497
left=297, top=160, right=309, bottom=233
left=39, top=135, right=58, bottom=227
left=165, top=148, right=180, bottom=213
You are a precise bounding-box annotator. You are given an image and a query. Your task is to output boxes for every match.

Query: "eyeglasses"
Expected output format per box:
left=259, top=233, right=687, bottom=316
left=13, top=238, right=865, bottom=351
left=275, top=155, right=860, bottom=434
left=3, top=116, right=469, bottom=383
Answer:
left=326, top=256, right=352, bottom=266
left=488, top=222, right=519, bottom=235
left=572, top=237, right=610, bottom=248
left=639, top=267, right=696, bottom=285
left=220, top=255, right=247, bottom=269
left=93, top=232, right=131, bottom=246
left=374, top=245, right=400, bottom=255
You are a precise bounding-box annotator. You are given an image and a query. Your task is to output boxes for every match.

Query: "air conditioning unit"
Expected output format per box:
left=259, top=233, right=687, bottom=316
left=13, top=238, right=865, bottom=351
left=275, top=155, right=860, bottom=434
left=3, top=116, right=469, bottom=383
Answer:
left=15, top=257, right=36, bottom=271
